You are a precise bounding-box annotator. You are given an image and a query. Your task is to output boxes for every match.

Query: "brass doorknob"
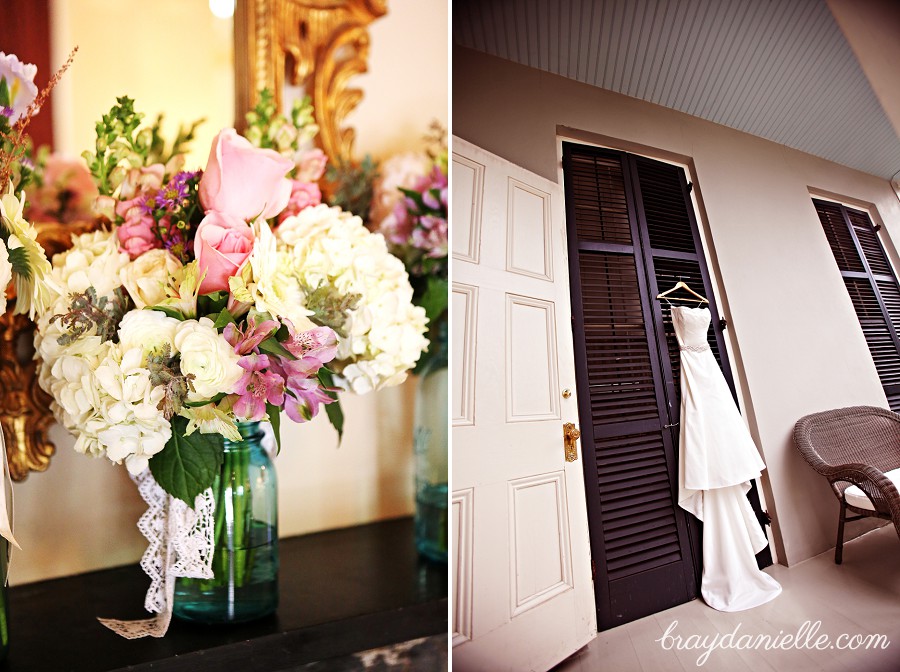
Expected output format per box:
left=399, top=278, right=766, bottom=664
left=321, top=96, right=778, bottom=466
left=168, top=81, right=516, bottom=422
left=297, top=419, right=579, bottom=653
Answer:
left=563, top=422, right=581, bottom=462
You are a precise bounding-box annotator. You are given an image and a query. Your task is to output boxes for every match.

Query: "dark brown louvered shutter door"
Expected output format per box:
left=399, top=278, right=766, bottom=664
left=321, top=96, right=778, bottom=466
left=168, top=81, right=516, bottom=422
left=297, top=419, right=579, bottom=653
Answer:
left=814, top=199, right=900, bottom=410
left=563, top=145, right=698, bottom=630
left=564, top=144, right=772, bottom=631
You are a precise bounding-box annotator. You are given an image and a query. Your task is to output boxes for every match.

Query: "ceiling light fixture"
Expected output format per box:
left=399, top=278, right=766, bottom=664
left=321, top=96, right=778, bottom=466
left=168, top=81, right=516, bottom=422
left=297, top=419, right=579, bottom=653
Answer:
left=209, top=0, right=235, bottom=19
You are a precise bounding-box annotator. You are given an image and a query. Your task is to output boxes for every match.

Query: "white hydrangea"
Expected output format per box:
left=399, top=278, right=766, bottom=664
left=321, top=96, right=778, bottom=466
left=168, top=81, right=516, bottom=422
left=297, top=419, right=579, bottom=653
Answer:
left=45, top=229, right=130, bottom=314
left=40, top=340, right=168, bottom=474
left=86, top=345, right=170, bottom=474
left=35, top=229, right=169, bottom=474
left=36, top=228, right=131, bottom=416
left=276, top=204, right=428, bottom=392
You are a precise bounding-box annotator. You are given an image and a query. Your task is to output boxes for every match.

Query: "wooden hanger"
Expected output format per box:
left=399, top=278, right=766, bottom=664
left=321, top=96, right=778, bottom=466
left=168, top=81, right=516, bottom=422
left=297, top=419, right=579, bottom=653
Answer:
left=656, top=280, right=708, bottom=304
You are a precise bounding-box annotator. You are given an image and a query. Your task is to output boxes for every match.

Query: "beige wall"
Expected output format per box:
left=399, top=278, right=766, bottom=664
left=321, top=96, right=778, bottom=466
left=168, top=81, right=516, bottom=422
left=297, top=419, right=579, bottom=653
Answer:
left=10, top=2, right=445, bottom=586
left=453, top=46, right=900, bottom=566
left=354, top=0, right=449, bottom=158
left=50, top=0, right=235, bottom=168
left=828, top=0, right=900, bottom=141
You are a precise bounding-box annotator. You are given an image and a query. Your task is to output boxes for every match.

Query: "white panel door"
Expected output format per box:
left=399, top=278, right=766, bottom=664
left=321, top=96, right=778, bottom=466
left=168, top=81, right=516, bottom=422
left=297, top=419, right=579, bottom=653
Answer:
left=451, top=137, right=596, bottom=671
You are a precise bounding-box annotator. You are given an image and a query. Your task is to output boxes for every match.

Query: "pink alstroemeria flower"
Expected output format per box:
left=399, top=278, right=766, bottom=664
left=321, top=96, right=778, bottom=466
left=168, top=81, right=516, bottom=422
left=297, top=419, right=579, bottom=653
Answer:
left=224, top=317, right=280, bottom=356
left=233, top=353, right=285, bottom=422
left=283, top=376, right=334, bottom=422
left=281, top=321, right=338, bottom=366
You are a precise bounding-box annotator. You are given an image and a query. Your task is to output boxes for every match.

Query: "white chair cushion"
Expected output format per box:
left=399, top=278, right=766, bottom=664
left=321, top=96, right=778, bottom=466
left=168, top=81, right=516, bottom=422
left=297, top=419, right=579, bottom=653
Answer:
left=843, top=467, right=900, bottom=510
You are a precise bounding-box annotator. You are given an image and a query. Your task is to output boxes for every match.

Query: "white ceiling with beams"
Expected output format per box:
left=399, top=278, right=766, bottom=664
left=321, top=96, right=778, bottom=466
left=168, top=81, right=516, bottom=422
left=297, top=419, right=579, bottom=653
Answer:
left=454, top=0, right=900, bottom=179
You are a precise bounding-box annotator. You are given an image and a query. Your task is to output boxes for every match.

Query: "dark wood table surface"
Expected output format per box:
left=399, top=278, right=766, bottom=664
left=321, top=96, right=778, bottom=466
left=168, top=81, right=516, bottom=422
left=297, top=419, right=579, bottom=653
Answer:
left=0, top=517, right=448, bottom=671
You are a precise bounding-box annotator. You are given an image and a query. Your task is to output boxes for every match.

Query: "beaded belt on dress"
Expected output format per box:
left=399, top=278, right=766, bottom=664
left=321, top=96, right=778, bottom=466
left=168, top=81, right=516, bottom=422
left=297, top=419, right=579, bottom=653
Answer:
left=680, top=344, right=710, bottom=352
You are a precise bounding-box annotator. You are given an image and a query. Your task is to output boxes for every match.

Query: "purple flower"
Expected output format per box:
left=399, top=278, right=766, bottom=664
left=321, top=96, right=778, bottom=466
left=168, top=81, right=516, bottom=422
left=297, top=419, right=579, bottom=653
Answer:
left=156, top=170, right=200, bottom=211
left=232, top=353, right=285, bottom=421
left=224, top=316, right=280, bottom=355
left=0, top=106, right=12, bottom=119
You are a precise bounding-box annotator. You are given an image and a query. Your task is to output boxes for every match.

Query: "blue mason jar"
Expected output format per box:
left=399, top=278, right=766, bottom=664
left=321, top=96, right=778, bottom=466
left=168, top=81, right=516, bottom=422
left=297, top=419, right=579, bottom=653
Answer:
left=173, top=422, right=278, bottom=623
left=414, top=321, right=448, bottom=563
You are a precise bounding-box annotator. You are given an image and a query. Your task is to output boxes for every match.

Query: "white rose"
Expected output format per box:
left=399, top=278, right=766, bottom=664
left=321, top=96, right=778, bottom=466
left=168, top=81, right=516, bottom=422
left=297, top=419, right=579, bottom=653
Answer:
left=174, top=317, right=243, bottom=401
left=120, top=249, right=183, bottom=309
left=117, top=309, right=181, bottom=358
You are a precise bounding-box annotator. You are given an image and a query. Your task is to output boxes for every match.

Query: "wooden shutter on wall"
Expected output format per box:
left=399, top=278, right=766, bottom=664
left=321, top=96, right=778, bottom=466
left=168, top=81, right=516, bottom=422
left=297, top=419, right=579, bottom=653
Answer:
left=564, top=146, right=697, bottom=630
left=814, top=199, right=900, bottom=410
left=564, top=143, right=772, bottom=631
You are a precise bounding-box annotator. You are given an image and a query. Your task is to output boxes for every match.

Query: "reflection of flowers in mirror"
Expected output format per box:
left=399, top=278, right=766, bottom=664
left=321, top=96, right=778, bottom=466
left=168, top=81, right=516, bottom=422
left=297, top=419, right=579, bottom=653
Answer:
left=0, top=52, right=37, bottom=123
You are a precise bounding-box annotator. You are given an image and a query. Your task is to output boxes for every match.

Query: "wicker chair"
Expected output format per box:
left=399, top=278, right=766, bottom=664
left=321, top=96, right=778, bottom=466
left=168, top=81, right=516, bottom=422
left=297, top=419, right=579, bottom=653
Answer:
left=793, top=406, right=900, bottom=564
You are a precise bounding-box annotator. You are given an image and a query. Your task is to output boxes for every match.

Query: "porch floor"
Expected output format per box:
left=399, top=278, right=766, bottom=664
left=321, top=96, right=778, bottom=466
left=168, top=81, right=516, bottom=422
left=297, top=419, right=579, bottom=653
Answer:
left=551, top=524, right=900, bottom=672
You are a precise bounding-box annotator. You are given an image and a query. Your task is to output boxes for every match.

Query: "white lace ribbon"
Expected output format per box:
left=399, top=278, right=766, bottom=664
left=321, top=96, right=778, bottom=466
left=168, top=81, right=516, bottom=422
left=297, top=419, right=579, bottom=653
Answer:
left=99, top=469, right=215, bottom=638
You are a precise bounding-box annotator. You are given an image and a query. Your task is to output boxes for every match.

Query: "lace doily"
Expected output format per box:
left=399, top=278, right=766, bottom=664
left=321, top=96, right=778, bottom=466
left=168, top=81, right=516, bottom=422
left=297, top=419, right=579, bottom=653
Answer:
left=98, top=470, right=215, bottom=639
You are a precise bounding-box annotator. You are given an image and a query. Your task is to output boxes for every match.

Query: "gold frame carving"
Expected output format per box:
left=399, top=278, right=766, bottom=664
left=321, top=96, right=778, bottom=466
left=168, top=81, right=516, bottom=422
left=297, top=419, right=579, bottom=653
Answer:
left=234, top=0, right=387, bottom=164
left=1, top=219, right=100, bottom=480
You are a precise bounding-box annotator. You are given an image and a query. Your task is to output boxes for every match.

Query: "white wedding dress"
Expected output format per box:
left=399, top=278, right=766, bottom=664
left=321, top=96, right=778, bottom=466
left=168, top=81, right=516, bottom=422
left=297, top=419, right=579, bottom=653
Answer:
left=672, top=306, right=782, bottom=612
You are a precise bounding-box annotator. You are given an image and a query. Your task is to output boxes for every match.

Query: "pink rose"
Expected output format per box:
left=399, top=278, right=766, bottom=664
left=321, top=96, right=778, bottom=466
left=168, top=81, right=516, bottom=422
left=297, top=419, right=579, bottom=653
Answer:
left=296, top=148, right=327, bottom=183
left=116, top=197, right=161, bottom=259
left=199, top=129, right=293, bottom=221
left=195, top=211, right=255, bottom=294
left=277, top=180, right=322, bottom=223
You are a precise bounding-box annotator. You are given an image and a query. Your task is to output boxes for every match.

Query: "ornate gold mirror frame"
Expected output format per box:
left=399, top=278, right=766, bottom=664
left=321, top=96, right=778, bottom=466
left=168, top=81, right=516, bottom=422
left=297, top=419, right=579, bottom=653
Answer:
left=234, top=0, right=386, bottom=164
left=2, top=0, right=385, bottom=480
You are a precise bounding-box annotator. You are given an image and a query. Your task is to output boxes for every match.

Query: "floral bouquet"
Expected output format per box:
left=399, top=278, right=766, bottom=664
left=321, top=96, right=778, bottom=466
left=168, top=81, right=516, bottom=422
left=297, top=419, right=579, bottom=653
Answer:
left=369, top=123, right=448, bottom=368
left=36, top=93, right=428, bottom=499
left=32, top=92, right=428, bottom=636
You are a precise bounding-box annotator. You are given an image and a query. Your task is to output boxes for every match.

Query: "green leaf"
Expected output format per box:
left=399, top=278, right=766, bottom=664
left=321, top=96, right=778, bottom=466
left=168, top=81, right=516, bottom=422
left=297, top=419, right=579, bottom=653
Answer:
left=317, top=368, right=344, bottom=443
left=213, top=307, right=237, bottom=330
left=325, top=398, right=344, bottom=443
left=266, top=403, right=282, bottom=454
left=258, top=336, right=293, bottom=359
left=420, top=277, right=449, bottom=324
left=6, top=246, right=30, bottom=280
left=183, top=392, right=226, bottom=408
left=0, top=78, right=9, bottom=108
left=399, top=186, right=425, bottom=210
left=148, top=305, right=185, bottom=320
left=197, top=290, right=229, bottom=316
left=149, top=415, right=224, bottom=504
